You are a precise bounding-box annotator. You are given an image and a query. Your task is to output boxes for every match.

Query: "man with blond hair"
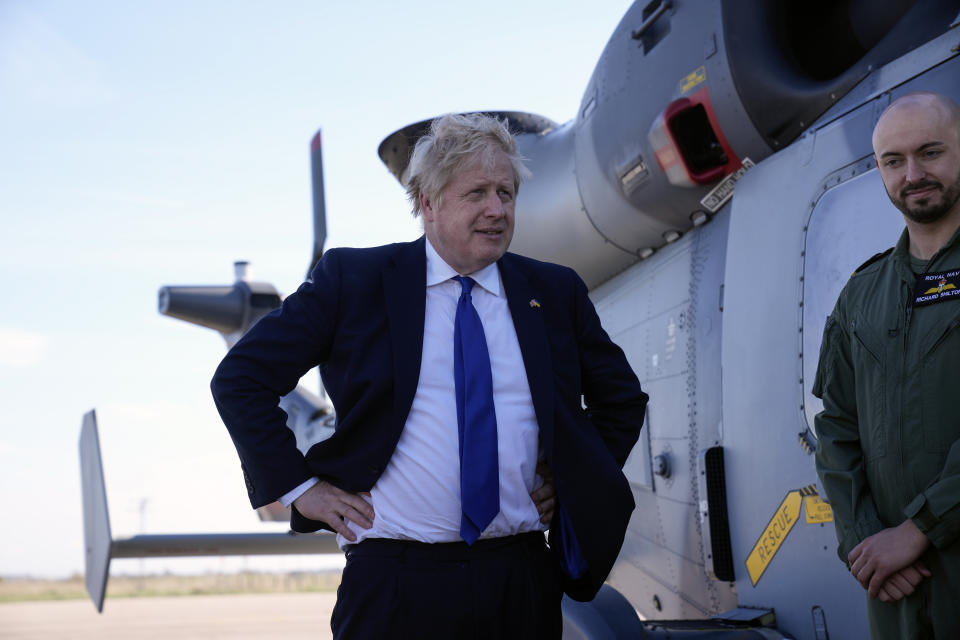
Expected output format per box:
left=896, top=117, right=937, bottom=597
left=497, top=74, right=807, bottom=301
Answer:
left=814, top=91, right=960, bottom=638
left=212, top=113, right=647, bottom=639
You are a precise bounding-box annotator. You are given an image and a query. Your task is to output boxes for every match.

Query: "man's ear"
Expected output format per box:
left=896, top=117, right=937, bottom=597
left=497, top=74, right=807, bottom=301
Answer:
left=420, top=192, right=434, bottom=221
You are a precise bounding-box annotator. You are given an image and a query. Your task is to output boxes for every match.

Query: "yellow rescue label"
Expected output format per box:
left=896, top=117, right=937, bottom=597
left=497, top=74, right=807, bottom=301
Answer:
left=745, top=485, right=832, bottom=585
left=804, top=494, right=834, bottom=524
left=680, top=66, right=706, bottom=94
left=745, top=490, right=803, bottom=585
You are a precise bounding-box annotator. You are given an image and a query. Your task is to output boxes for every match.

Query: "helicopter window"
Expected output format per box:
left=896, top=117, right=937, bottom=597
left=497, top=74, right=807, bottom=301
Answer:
left=801, top=169, right=903, bottom=434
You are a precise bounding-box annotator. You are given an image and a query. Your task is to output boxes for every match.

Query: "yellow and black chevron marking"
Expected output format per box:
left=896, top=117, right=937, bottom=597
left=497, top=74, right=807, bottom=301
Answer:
left=798, top=429, right=817, bottom=455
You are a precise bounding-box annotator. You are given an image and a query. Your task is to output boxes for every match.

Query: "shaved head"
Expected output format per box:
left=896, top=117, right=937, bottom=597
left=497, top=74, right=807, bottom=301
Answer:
left=873, top=92, right=960, bottom=151
left=872, top=91, right=960, bottom=225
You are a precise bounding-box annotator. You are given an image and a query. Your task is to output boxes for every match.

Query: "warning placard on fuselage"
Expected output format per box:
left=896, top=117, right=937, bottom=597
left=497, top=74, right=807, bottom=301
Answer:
left=700, top=158, right=754, bottom=212
left=804, top=493, right=834, bottom=524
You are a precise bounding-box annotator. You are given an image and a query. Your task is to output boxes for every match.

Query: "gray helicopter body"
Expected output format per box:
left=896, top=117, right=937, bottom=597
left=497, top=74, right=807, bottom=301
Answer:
left=478, top=2, right=959, bottom=638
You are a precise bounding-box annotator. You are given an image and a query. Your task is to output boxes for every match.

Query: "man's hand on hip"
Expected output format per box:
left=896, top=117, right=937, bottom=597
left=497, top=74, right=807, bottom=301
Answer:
left=293, top=480, right=375, bottom=542
left=848, top=518, right=930, bottom=598
left=531, top=461, right=556, bottom=524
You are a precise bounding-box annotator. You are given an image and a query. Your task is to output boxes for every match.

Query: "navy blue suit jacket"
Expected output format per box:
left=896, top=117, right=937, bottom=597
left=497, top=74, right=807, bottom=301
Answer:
left=211, top=236, right=647, bottom=600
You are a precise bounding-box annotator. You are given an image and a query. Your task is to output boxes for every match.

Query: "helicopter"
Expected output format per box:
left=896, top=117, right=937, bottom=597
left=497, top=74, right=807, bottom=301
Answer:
left=81, top=1, right=960, bottom=637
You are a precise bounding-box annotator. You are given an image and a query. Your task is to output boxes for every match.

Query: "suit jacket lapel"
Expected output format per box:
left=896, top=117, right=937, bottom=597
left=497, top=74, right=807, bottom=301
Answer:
left=383, top=236, right=427, bottom=428
left=499, top=254, right=555, bottom=451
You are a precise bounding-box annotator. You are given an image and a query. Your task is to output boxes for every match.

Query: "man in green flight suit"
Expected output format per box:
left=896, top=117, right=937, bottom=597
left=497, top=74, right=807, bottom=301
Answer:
left=814, top=91, right=960, bottom=639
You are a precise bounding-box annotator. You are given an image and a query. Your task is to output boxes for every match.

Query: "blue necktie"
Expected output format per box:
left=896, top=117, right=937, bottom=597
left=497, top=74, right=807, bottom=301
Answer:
left=453, top=276, right=500, bottom=544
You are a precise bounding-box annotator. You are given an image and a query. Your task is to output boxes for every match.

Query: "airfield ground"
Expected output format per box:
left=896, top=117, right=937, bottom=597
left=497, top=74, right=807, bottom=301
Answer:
left=0, top=592, right=337, bottom=639
left=0, top=572, right=340, bottom=638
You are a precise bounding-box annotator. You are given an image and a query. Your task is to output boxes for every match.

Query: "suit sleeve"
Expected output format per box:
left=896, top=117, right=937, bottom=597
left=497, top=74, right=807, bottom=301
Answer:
left=571, top=272, right=647, bottom=467
left=813, top=310, right=885, bottom=563
left=210, top=251, right=342, bottom=508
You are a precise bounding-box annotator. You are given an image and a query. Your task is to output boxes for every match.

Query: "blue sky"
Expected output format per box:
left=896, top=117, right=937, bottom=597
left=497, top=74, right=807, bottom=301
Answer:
left=0, top=0, right=630, bottom=578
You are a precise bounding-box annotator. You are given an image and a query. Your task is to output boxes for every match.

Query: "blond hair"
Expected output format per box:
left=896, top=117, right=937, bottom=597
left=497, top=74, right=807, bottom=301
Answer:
left=406, top=113, right=530, bottom=217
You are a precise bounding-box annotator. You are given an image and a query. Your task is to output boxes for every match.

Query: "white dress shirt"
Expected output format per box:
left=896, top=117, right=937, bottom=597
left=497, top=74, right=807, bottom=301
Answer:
left=282, top=238, right=546, bottom=547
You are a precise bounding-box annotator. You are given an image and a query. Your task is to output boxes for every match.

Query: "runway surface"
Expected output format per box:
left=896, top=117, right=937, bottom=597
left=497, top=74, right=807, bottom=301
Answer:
left=0, top=592, right=336, bottom=639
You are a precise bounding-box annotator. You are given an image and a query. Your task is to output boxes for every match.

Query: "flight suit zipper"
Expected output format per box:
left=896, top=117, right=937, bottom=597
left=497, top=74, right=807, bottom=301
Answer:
left=899, top=284, right=913, bottom=499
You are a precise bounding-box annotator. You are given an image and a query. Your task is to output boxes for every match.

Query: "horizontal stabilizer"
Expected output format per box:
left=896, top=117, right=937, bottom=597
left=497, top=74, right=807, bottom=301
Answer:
left=111, top=532, right=338, bottom=558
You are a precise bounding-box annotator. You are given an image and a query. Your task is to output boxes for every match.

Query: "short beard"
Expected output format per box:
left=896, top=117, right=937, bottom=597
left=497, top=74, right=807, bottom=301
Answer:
left=891, top=172, right=960, bottom=224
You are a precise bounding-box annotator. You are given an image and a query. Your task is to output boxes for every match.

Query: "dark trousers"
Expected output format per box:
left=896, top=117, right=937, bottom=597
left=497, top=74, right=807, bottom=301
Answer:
left=331, top=532, right=562, bottom=640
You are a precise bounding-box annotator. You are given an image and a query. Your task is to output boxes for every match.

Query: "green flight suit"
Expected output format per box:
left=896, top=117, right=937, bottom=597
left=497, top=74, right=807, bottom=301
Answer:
left=814, top=226, right=960, bottom=640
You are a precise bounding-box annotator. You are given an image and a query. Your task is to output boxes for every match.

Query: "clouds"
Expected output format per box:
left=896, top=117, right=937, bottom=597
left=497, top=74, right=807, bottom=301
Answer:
left=0, top=327, right=50, bottom=367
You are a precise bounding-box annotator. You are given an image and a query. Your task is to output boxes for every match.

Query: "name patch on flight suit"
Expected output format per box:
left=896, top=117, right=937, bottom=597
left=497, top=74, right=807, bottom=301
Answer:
left=913, top=269, right=960, bottom=307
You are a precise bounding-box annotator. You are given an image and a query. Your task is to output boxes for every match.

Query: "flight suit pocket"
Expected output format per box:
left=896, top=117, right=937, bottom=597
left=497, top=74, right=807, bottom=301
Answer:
left=920, top=317, right=960, bottom=453
left=851, top=320, right=887, bottom=460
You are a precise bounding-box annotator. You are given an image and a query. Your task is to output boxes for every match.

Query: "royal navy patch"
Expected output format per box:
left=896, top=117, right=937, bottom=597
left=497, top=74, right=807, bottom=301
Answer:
left=913, top=268, right=960, bottom=307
